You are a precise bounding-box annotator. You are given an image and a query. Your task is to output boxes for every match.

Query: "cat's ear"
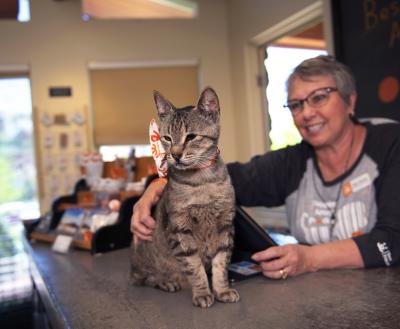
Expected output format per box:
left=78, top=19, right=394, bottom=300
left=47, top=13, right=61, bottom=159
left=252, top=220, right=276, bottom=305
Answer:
left=154, top=91, right=173, bottom=117
left=197, top=87, right=220, bottom=114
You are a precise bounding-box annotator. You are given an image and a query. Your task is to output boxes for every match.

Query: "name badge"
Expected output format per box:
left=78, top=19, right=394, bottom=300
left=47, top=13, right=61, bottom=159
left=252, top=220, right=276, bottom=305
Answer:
left=343, top=173, right=371, bottom=197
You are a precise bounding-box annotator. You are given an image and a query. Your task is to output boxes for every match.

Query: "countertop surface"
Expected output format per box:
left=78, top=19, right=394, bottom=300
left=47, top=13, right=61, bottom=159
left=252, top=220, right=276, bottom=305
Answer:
left=30, top=242, right=400, bottom=329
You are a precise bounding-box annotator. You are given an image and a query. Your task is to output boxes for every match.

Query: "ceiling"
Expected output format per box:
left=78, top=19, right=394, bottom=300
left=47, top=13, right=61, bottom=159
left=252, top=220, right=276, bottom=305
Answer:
left=0, top=1, right=323, bottom=48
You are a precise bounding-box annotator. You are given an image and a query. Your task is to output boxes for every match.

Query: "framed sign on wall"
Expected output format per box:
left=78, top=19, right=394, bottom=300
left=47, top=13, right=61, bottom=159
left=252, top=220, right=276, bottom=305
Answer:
left=331, top=0, right=400, bottom=120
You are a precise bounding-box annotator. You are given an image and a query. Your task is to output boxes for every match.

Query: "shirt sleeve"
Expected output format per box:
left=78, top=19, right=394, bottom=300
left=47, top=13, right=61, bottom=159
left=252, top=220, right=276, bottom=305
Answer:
left=353, top=124, right=400, bottom=268
left=227, top=144, right=307, bottom=208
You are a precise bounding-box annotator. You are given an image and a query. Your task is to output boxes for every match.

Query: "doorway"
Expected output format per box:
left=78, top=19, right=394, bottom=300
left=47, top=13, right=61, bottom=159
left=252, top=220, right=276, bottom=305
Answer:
left=264, top=22, right=327, bottom=150
left=0, top=77, right=40, bottom=220
left=246, top=20, right=327, bottom=229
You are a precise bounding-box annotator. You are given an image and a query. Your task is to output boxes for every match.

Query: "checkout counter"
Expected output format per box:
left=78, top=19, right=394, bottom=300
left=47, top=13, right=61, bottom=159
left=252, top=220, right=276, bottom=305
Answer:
left=2, top=213, right=400, bottom=329
left=29, top=241, right=400, bottom=329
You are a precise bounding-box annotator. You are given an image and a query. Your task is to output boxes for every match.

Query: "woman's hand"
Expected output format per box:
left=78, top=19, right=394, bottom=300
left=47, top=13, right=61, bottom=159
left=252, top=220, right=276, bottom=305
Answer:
left=130, top=179, right=166, bottom=246
left=251, top=239, right=364, bottom=279
left=251, top=244, right=316, bottom=279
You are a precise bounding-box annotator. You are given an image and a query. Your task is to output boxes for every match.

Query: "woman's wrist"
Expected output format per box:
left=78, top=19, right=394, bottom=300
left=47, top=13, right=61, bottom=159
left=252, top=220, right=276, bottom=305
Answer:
left=306, top=239, right=364, bottom=271
left=307, top=245, right=320, bottom=272
left=152, top=177, right=168, bottom=185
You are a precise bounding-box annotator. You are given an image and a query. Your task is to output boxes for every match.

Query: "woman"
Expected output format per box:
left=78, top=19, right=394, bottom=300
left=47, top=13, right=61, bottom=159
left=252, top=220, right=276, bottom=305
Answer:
left=131, top=55, right=400, bottom=279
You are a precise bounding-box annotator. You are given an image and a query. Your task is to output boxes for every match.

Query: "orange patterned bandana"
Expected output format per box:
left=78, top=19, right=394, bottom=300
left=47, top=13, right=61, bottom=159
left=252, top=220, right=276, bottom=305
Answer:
left=149, top=119, right=168, bottom=178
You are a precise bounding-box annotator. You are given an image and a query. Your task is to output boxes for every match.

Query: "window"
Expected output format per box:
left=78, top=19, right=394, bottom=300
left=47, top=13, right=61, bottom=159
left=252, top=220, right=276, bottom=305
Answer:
left=99, top=144, right=151, bottom=162
left=18, top=0, right=30, bottom=22
left=89, top=63, right=199, bottom=147
left=0, top=77, right=39, bottom=220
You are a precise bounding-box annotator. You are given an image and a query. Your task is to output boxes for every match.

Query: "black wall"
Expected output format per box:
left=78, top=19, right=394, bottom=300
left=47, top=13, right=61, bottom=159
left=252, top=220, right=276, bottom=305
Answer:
left=332, top=0, right=400, bottom=120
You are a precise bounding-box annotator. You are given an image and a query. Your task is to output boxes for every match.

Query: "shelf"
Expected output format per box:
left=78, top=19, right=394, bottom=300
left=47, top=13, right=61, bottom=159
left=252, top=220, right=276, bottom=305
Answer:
left=30, top=231, right=92, bottom=251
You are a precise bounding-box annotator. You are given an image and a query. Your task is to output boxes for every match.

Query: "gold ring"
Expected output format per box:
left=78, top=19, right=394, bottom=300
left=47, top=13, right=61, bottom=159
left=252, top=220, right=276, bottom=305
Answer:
left=279, top=269, right=288, bottom=280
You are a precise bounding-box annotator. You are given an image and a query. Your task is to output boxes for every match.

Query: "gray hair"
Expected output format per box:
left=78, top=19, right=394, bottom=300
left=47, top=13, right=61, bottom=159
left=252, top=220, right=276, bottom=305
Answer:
left=286, top=55, right=356, bottom=105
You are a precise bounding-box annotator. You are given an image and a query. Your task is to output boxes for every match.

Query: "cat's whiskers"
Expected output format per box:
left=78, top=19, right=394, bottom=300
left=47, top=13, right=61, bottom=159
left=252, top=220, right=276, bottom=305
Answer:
left=167, top=150, right=219, bottom=169
left=185, top=150, right=219, bottom=168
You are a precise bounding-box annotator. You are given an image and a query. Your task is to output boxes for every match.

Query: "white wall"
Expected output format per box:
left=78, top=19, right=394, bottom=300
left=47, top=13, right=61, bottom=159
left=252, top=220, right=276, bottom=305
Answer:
left=0, top=0, right=236, bottom=209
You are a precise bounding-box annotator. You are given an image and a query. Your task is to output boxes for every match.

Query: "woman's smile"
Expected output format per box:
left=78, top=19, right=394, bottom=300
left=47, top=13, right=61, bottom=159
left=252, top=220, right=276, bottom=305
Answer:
left=304, top=122, right=325, bottom=134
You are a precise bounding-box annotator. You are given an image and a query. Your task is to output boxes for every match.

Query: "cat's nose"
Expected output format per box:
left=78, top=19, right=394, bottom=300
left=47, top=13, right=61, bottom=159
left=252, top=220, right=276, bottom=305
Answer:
left=171, top=146, right=183, bottom=162
left=171, top=153, right=181, bottom=162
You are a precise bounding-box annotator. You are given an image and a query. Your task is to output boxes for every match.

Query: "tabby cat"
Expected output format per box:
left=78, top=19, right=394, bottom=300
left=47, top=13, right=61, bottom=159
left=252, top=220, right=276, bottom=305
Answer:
left=130, top=87, right=239, bottom=308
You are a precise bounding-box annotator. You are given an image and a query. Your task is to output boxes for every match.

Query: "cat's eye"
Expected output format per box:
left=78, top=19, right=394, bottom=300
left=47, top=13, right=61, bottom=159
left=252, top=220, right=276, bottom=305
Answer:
left=162, top=136, right=172, bottom=142
left=185, top=134, right=197, bottom=142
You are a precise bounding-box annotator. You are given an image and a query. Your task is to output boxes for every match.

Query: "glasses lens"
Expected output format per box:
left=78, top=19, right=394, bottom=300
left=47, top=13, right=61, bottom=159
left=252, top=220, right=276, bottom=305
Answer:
left=309, top=90, right=329, bottom=107
left=287, top=101, right=302, bottom=113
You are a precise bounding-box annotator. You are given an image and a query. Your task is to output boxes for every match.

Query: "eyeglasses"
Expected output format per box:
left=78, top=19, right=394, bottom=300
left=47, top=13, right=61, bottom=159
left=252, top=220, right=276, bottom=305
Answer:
left=283, top=87, right=338, bottom=116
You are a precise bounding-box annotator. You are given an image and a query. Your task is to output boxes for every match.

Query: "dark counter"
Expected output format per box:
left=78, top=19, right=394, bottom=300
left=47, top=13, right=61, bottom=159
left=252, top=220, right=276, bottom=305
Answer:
left=30, top=242, right=400, bottom=329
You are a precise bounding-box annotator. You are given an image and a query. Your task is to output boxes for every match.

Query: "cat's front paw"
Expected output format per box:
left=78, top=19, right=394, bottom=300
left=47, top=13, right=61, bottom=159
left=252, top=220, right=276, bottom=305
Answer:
left=214, top=288, right=240, bottom=303
left=192, top=293, right=215, bottom=308
left=156, top=281, right=181, bottom=292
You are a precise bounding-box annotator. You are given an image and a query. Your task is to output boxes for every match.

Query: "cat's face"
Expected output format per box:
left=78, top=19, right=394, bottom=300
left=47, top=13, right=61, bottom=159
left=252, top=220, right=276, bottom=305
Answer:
left=154, top=87, right=220, bottom=170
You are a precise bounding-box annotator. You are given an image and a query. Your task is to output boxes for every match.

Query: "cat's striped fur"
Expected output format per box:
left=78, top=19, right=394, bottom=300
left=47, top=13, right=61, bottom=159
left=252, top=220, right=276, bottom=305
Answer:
left=130, top=87, right=239, bottom=308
